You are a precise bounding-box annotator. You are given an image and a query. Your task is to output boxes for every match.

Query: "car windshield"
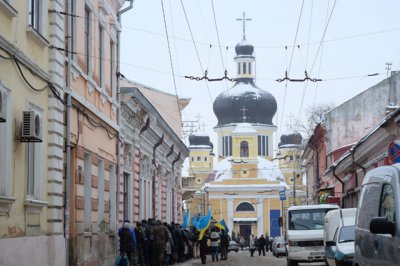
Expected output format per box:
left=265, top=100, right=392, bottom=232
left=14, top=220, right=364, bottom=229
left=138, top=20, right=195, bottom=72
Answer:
left=338, top=225, right=355, bottom=243
left=288, top=208, right=337, bottom=230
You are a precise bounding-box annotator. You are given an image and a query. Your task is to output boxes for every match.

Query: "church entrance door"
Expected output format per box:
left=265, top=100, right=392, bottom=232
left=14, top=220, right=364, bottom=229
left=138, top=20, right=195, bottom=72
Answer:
left=239, top=224, right=252, bottom=245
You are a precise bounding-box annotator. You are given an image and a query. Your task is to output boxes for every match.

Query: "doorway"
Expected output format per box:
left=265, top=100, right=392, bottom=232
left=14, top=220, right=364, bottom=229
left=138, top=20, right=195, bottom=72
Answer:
left=239, top=224, right=252, bottom=245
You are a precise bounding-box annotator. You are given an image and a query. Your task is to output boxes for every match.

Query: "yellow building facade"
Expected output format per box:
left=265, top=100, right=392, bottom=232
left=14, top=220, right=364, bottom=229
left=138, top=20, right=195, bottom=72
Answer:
left=195, top=36, right=292, bottom=241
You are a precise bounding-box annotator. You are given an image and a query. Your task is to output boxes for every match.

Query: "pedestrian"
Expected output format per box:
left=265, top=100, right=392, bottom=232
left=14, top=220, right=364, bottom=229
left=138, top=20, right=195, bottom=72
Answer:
left=134, top=222, right=146, bottom=266
left=153, top=220, right=169, bottom=266
left=249, top=234, right=256, bottom=257
left=165, top=225, right=175, bottom=265
left=199, top=233, right=208, bottom=264
left=118, top=220, right=137, bottom=266
left=240, top=235, right=245, bottom=251
left=257, top=234, right=266, bottom=256
left=269, top=236, right=273, bottom=253
left=265, top=233, right=270, bottom=252
left=209, top=227, right=220, bottom=262
left=220, top=229, right=229, bottom=260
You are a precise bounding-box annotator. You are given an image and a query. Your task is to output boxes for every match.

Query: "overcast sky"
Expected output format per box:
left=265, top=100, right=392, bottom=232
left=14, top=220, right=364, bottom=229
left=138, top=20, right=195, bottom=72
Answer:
left=120, top=0, right=400, bottom=156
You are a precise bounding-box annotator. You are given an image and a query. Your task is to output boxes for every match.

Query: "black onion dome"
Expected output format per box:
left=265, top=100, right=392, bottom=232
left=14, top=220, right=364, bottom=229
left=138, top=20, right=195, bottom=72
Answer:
left=235, top=38, right=254, bottom=56
left=279, top=130, right=302, bottom=147
left=213, top=79, right=277, bottom=126
left=189, top=134, right=212, bottom=147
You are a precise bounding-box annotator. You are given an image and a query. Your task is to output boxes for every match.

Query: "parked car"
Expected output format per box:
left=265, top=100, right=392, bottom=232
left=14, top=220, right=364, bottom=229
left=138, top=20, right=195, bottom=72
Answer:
left=271, top=236, right=286, bottom=257
left=324, top=208, right=356, bottom=266
left=227, top=240, right=240, bottom=252
left=354, top=164, right=400, bottom=266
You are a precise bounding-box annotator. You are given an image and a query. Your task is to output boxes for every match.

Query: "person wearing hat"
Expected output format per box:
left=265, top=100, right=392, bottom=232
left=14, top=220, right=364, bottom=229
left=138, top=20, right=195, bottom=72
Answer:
left=134, top=222, right=145, bottom=266
left=118, top=220, right=137, bottom=266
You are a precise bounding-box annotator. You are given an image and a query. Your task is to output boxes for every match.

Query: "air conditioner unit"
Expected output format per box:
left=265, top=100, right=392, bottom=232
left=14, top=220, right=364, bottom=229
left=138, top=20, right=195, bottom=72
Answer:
left=21, top=110, right=42, bottom=142
left=0, top=90, right=5, bottom=123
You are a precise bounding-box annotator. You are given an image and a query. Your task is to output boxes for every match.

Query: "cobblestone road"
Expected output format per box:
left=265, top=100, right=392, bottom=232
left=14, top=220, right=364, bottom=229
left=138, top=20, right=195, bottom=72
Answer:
left=178, top=250, right=326, bottom=266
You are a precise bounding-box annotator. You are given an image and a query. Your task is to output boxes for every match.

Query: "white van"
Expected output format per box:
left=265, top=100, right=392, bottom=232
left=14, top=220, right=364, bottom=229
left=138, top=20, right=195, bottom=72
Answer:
left=285, top=204, right=339, bottom=266
left=324, top=208, right=356, bottom=266
left=354, top=164, right=400, bottom=266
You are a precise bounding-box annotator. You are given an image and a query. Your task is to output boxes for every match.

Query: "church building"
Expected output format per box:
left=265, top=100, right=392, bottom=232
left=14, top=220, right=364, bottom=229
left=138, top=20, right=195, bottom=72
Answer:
left=201, top=32, right=290, bottom=240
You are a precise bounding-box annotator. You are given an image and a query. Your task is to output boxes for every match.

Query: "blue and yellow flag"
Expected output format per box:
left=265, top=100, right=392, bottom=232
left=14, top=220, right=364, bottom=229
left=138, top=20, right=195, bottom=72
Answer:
left=198, top=209, right=211, bottom=240
left=215, top=219, right=229, bottom=233
left=191, top=213, right=199, bottom=227
left=182, top=211, right=190, bottom=229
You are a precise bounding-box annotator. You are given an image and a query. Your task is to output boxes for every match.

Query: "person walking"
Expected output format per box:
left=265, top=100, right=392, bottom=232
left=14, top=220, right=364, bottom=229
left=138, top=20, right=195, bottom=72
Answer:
left=199, top=233, right=208, bottom=264
left=209, top=228, right=220, bottom=262
left=240, top=236, right=245, bottom=251
left=134, top=222, right=146, bottom=266
left=257, top=234, right=266, bottom=256
left=152, top=220, right=169, bottom=266
left=118, top=220, right=137, bottom=266
left=249, top=234, right=256, bottom=257
left=265, top=233, right=270, bottom=252
left=220, top=229, right=229, bottom=261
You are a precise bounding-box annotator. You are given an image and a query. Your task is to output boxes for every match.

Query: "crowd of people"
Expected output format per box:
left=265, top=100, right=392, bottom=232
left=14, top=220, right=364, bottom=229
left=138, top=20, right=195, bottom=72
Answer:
left=117, top=219, right=231, bottom=266
left=248, top=234, right=273, bottom=257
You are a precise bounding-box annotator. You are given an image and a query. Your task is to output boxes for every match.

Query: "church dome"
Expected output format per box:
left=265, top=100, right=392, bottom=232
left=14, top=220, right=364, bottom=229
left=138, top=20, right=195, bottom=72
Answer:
left=213, top=79, right=277, bottom=126
left=279, top=129, right=302, bottom=147
left=188, top=134, right=213, bottom=149
left=235, top=38, right=254, bottom=56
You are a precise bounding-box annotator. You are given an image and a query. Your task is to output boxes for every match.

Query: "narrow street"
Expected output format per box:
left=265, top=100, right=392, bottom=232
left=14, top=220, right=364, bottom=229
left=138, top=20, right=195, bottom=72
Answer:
left=178, top=250, right=326, bottom=266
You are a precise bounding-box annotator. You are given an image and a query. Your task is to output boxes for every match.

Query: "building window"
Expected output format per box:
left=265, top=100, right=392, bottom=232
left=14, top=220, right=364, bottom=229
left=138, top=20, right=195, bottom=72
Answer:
left=222, top=136, right=232, bottom=157
left=240, top=141, right=249, bottom=157
left=191, top=157, right=194, bottom=162
left=84, top=153, right=92, bottom=231
left=379, top=184, right=396, bottom=223
left=26, top=104, right=43, bottom=199
left=0, top=86, right=12, bottom=197
left=28, top=0, right=41, bottom=32
left=99, top=24, right=104, bottom=87
left=236, top=202, right=255, bottom=212
left=98, top=160, right=104, bottom=223
left=110, top=41, right=115, bottom=96
left=123, top=172, right=129, bottom=220
left=248, top=62, right=251, bottom=75
left=238, top=63, right=241, bottom=75
left=71, top=0, right=77, bottom=61
left=84, top=5, right=91, bottom=73
left=243, top=62, right=246, bottom=74
left=204, top=157, right=208, bottom=162
left=197, top=156, right=201, bottom=161
left=258, top=135, right=268, bottom=156
left=109, top=164, right=116, bottom=231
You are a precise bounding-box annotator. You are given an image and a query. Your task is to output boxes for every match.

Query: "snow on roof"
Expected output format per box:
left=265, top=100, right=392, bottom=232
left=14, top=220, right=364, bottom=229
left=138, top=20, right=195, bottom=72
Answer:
left=232, top=123, right=257, bottom=134
left=210, top=156, right=286, bottom=182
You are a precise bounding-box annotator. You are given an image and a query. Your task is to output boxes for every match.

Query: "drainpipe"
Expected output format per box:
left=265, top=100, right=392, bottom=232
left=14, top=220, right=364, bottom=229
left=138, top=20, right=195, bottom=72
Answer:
left=332, top=166, right=345, bottom=207
left=351, top=150, right=365, bottom=189
left=117, top=0, right=134, bottom=229
left=65, top=0, right=73, bottom=265
left=152, top=134, right=164, bottom=166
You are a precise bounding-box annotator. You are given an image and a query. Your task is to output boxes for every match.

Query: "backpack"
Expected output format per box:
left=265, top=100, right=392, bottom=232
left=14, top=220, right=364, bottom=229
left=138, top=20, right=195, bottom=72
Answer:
left=115, top=254, right=129, bottom=266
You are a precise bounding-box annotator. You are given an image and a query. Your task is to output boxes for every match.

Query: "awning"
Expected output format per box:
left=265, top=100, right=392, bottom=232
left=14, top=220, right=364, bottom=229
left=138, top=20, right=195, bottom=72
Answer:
left=233, top=217, right=257, bottom=222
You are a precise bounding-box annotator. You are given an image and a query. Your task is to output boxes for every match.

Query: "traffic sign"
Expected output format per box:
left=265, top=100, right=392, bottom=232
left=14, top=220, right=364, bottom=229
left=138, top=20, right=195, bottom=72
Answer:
left=279, top=190, right=286, bottom=201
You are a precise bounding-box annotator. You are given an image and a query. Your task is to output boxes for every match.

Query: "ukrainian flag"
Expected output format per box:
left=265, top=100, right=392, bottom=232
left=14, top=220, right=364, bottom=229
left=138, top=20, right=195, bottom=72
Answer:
left=198, top=209, right=211, bottom=240
left=215, top=219, right=229, bottom=233
left=191, top=213, right=200, bottom=227
left=182, top=211, right=190, bottom=229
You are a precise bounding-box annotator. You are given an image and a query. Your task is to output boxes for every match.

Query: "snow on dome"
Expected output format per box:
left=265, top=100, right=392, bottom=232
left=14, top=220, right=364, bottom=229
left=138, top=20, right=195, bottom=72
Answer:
left=232, top=123, right=257, bottom=134
left=210, top=156, right=286, bottom=182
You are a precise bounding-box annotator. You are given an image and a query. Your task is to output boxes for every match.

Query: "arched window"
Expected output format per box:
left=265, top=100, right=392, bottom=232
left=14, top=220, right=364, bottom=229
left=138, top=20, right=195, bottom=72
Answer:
left=240, top=141, right=249, bottom=157
left=236, top=202, right=255, bottom=212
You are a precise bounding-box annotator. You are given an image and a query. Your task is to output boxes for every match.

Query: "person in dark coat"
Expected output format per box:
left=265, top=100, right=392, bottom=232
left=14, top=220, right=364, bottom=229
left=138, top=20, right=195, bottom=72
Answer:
left=199, top=233, right=209, bottom=264
left=134, top=222, right=145, bottom=266
left=257, top=234, right=266, bottom=256
left=220, top=229, right=230, bottom=261
left=265, top=233, right=270, bottom=252
left=118, top=220, right=137, bottom=266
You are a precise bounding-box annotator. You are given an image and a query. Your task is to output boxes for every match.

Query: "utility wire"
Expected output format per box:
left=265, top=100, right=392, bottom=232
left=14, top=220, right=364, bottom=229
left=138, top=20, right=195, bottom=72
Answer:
left=160, top=0, right=182, bottom=121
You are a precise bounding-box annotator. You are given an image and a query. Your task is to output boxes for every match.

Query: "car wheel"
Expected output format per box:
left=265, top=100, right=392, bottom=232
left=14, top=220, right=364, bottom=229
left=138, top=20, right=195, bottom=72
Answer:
left=235, top=250, right=238, bottom=253
left=287, top=259, right=298, bottom=266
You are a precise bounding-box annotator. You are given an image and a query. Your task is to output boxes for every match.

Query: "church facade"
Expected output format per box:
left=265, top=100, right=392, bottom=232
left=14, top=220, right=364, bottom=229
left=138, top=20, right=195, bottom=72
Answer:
left=187, top=34, right=298, bottom=241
